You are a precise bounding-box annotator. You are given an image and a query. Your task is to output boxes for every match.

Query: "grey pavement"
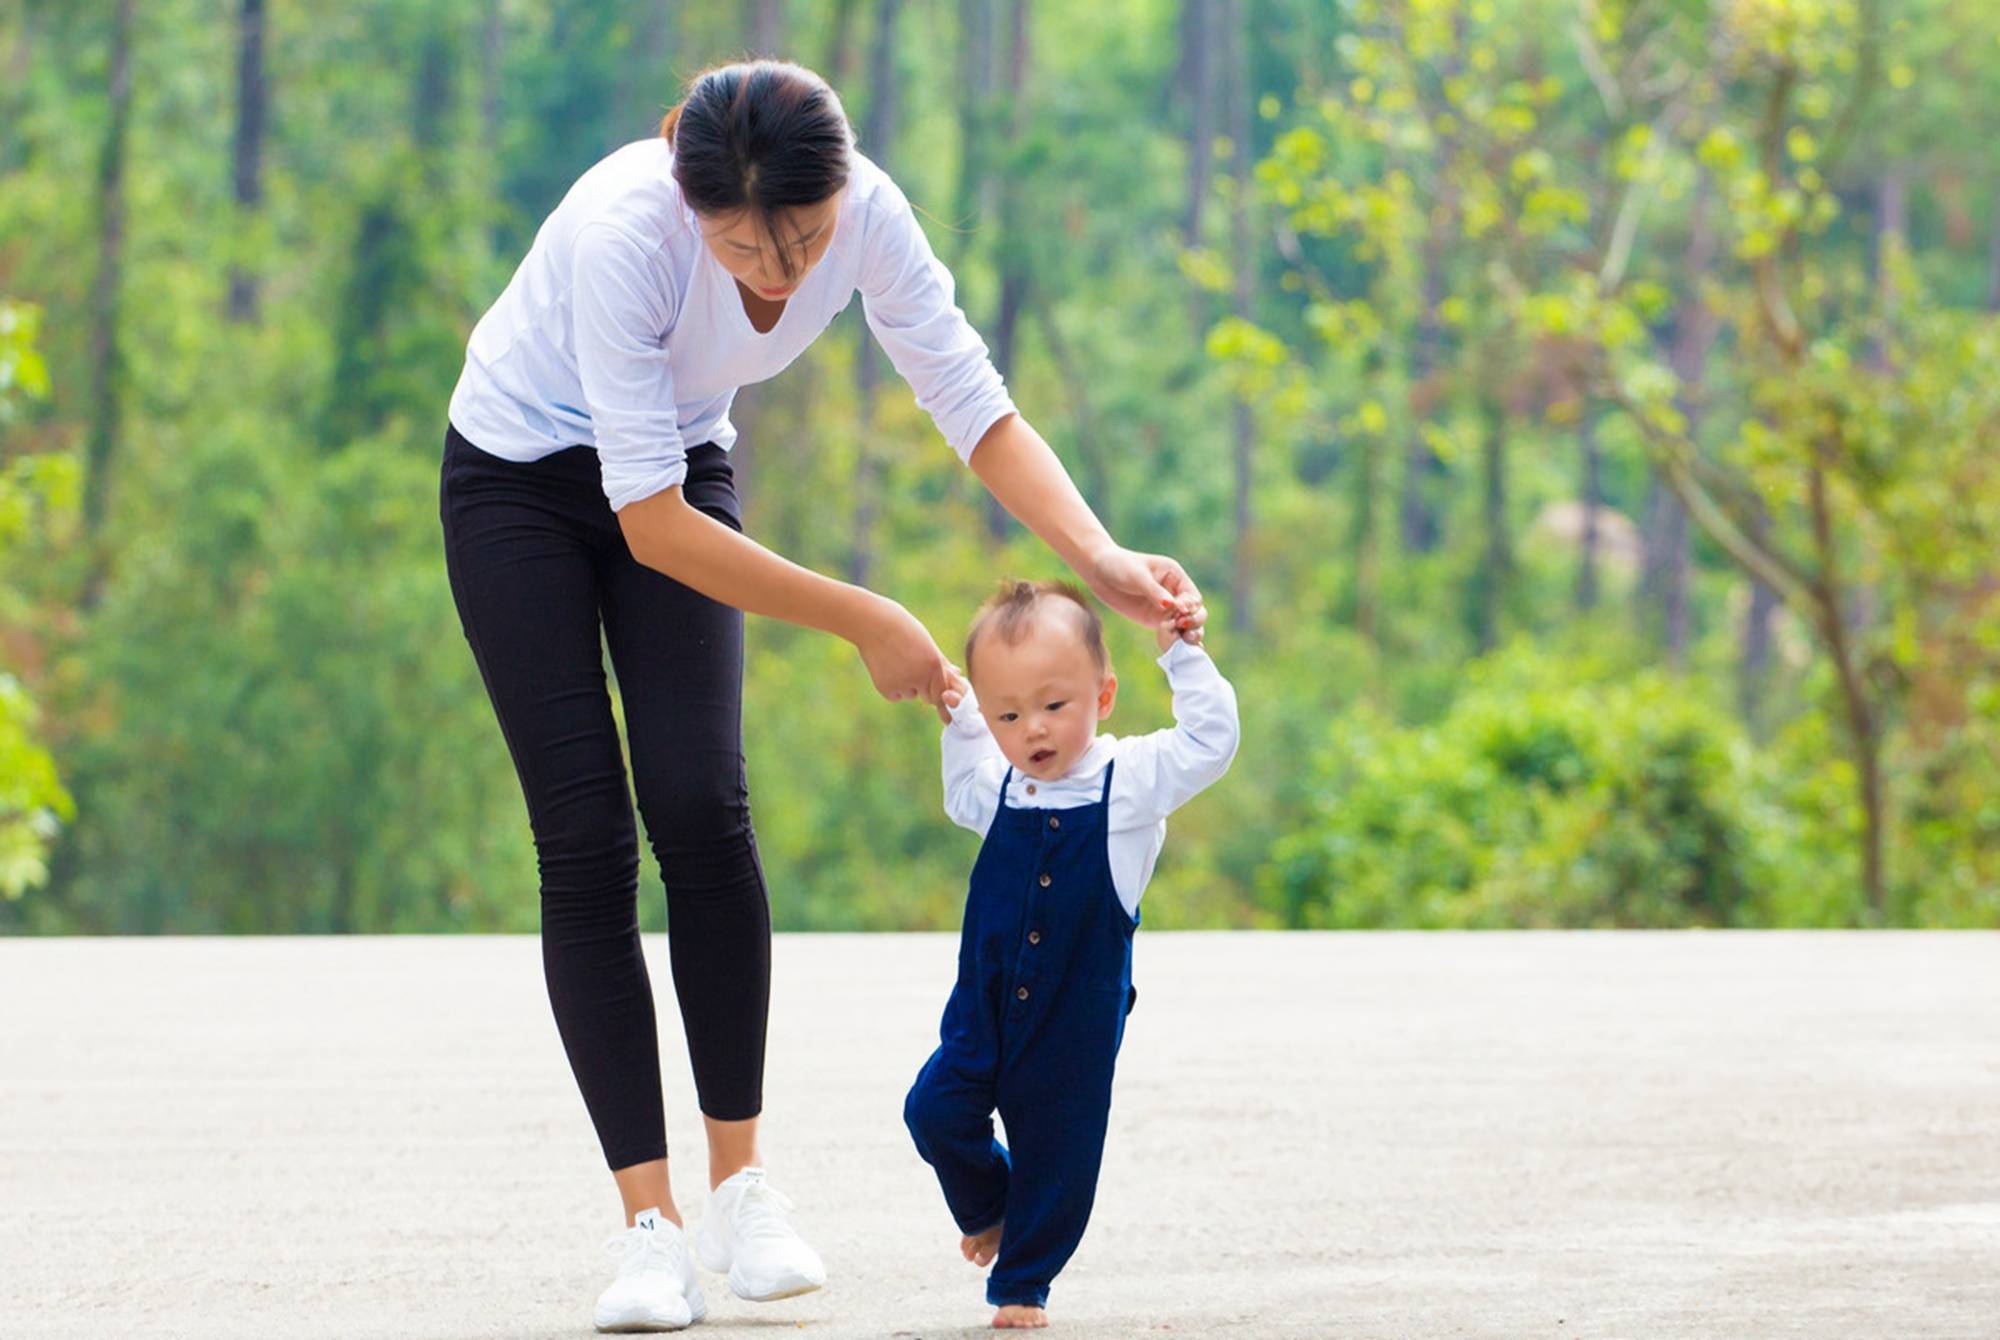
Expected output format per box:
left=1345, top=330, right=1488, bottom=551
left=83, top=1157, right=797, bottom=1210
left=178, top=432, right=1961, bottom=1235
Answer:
left=2, top=932, right=1996, bottom=1339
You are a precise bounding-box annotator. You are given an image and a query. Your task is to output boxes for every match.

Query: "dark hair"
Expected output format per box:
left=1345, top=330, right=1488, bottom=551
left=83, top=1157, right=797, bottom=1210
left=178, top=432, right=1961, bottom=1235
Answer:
left=965, top=579, right=1110, bottom=679
left=660, top=60, right=853, bottom=282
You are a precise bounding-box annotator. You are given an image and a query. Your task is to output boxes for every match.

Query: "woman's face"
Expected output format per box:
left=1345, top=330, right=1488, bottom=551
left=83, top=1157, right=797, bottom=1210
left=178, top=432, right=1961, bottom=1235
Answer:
left=699, top=190, right=845, bottom=300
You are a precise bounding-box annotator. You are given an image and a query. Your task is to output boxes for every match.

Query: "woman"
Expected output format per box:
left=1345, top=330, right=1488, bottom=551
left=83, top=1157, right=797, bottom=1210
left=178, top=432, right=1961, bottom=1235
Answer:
left=440, top=59, right=1206, bottom=1332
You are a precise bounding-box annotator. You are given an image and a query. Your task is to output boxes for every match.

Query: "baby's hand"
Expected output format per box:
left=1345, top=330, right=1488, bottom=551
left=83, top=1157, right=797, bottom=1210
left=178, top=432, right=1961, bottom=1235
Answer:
left=1155, top=594, right=1207, bottom=653
left=941, top=665, right=969, bottom=711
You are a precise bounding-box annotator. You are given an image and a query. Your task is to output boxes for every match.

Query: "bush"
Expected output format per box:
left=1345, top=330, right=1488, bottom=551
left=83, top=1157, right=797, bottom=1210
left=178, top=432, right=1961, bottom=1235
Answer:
left=1265, top=643, right=1805, bottom=927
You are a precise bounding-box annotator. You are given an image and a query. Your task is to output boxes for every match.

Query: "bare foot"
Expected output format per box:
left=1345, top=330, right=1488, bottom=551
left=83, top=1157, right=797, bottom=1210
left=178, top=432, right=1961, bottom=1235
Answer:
left=960, top=1221, right=1003, bottom=1267
left=992, top=1304, right=1048, bottom=1328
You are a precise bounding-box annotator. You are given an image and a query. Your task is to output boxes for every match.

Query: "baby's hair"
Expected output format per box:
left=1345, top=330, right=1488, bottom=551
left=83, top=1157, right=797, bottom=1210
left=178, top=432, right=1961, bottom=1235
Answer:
left=965, top=578, right=1108, bottom=679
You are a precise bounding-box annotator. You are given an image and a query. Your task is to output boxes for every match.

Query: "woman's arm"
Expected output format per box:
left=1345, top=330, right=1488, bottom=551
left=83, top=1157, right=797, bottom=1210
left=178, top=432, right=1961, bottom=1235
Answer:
left=848, top=170, right=1205, bottom=638
left=968, top=411, right=1209, bottom=635
left=617, top=488, right=959, bottom=719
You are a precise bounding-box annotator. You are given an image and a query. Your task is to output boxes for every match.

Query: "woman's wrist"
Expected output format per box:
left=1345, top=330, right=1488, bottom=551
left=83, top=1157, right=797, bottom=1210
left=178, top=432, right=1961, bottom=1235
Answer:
left=1073, top=535, right=1121, bottom=584
left=970, top=414, right=1115, bottom=574
left=827, top=584, right=893, bottom=644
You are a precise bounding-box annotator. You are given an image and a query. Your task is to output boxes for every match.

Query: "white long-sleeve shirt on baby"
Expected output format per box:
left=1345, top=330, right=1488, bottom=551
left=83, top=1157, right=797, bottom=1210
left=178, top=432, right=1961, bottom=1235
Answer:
left=940, top=638, right=1241, bottom=917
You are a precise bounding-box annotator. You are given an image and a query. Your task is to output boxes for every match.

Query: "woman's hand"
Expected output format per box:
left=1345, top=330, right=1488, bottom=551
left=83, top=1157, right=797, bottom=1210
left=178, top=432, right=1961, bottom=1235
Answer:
left=852, top=594, right=961, bottom=724
left=1085, top=545, right=1208, bottom=643
left=965, top=418, right=1208, bottom=646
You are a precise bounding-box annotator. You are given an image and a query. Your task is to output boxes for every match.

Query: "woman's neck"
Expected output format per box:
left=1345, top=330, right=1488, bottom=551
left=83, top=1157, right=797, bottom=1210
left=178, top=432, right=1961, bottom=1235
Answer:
left=734, top=279, right=786, bottom=334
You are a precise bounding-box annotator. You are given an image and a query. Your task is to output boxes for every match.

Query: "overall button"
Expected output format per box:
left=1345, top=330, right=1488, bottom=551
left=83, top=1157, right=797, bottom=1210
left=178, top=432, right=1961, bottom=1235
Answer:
left=1016, top=985, right=1030, bottom=1000
left=1048, top=815, right=1061, bottom=830
left=1038, top=873, right=1052, bottom=888
left=1027, top=930, right=1042, bottom=945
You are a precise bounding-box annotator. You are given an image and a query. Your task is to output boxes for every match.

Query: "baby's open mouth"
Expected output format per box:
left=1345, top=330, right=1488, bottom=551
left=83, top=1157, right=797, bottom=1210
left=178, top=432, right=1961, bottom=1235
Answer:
left=1029, top=748, right=1056, bottom=766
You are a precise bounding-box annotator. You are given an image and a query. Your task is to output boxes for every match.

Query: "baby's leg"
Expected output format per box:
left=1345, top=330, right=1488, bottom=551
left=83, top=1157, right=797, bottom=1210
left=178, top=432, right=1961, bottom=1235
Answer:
left=905, top=1048, right=1009, bottom=1246
left=984, top=1025, right=1120, bottom=1316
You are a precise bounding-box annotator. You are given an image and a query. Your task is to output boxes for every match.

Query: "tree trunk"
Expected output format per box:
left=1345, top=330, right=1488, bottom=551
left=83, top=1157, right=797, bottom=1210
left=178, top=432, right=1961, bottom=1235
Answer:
left=984, top=0, right=1030, bottom=543
left=1034, top=296, right=1109, bottom=518
left=1870, top=163, right=1906, bottom=369
left=82, top=0, right=134, bottom=610
left=857, top=0, right=902, bottom=183
left=2, top=4, right=41, bottom=176
left=1988, top=185, right=2000, bottom=313
left=849, top=0, right=903, bottom=587
left=1181, top=0, right=1216, bottom=338
left=481, top=0, right=504, bottom=143
left=1647, top=174, right=1716, bottom=665
left=1229, top=393, right=1253, bottom=629
left=1224, top=0, right=1254, bottom=631
left=1807, top=459, right=1887, bottom=917
left=949, top=0, right=996, bottom=269
left=1351, top=433, right=1379, bottom=643
left=228, top=0, right=267, bottom=324
left=1576, top=410, right=1601, bottom=611
left=824, top=0, right=861, bottom=86
left=624, top=0, right=674, bottom=141
left=750, top=0, right=785, bottom=56
left=1640, top=481, right=1689, bottom=661
left=1737, top=499, right=1777, bottom=730
left=411, top=25, right=453, bottom=183
left=1399, top=187, right=1451, bottom=553
left=1474, top=394, right=1509, bottom=652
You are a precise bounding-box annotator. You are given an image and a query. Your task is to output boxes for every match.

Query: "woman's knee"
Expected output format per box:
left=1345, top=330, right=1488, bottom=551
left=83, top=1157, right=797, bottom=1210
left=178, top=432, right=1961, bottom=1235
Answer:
left=531, top=799, right=642, bottom=908
left=636, top=774, right=755, bottom=860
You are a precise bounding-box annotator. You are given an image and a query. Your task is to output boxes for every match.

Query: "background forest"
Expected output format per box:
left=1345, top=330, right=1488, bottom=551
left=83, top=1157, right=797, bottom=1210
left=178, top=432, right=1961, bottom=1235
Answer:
left=2, top=0, right=1996, bottom=934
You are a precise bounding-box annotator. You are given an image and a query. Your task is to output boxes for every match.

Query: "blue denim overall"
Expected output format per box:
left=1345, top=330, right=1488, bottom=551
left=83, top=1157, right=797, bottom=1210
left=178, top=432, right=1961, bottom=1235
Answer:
left=904, top=758, right=1139, bottom=1308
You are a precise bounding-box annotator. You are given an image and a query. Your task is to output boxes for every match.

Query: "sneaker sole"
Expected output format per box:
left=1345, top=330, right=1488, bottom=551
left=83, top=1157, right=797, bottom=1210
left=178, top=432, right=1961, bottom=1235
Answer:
left=728, top=1272, right=823, bottom=1303
left=594, top=1289, right=706, bottom=1332
left=593, top=1318, right=692, bottom=1334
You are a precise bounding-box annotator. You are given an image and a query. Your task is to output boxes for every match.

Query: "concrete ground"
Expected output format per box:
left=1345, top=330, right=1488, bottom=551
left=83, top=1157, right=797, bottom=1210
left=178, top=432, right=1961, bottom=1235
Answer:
left=2, top=932, right=1996, bottom=1339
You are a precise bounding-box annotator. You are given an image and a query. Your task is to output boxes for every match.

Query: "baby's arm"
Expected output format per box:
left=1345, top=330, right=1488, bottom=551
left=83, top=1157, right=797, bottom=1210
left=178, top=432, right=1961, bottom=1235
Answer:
left=940, top=675, right=1006, bottom=835
left=1111, top=639, right=1241, bottom=825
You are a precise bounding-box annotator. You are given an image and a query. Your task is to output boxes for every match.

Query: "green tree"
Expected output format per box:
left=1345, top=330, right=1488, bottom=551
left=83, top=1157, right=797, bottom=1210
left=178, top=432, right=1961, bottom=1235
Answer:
left=0, top=297, right=76, bottom=901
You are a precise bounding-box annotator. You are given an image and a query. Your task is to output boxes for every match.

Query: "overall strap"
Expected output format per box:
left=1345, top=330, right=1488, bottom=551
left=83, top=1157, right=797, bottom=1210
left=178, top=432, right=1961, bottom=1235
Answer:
left=1096, top=756, right=1117, bottom=806
left=997, top=765, right=1015, bottom=812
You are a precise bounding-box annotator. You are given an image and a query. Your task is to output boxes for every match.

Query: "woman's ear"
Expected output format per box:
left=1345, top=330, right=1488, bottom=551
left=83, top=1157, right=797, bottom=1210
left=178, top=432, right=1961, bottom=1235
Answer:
left=1097, top=672, right=1118, bottom=720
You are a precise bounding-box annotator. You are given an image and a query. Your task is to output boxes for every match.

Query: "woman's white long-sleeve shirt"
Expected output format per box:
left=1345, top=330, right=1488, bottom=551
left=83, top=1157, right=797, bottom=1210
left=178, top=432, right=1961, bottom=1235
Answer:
left=940, top=639, right=1241, bottom=917
left=448, top=139, right=1017, bottom=511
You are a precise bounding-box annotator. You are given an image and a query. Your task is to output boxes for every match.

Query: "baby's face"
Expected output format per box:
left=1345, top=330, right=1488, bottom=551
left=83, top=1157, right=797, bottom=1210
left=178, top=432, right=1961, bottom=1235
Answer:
left=969, top=613, right=1117, bottom=783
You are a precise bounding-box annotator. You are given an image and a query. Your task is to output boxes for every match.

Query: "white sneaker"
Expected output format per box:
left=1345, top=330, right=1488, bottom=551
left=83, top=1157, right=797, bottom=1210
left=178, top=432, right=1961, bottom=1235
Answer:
left=693, top=1167, right=827, bottom=1301
left=594, top=1206, right=708, bottom=1332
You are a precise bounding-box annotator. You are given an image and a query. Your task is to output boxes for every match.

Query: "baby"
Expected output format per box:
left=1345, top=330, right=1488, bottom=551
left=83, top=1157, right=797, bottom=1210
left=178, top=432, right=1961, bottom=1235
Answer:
left=904, top=578, right=1240, bottom=1328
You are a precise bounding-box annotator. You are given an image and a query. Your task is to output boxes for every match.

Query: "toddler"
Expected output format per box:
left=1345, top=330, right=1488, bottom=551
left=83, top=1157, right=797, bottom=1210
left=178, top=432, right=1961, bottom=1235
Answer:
left=904, top=578, right=1240, bottom=1327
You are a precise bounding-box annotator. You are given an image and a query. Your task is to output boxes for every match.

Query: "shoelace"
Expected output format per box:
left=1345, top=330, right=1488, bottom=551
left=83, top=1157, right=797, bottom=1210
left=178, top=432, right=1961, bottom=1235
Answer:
left=731, top=1179, right=802, bottom=1244
left=603, top=1222, right=689, bottom=1276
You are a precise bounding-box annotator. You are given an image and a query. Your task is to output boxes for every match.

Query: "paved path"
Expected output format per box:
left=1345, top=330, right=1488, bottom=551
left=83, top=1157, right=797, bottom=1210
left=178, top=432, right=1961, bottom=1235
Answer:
left=3, top=932, right=1997, bottom=1339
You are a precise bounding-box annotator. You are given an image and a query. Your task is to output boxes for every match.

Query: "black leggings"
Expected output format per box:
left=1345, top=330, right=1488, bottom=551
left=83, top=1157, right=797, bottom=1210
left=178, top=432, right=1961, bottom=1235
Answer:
left=439, top=421, right=771, bottom=1170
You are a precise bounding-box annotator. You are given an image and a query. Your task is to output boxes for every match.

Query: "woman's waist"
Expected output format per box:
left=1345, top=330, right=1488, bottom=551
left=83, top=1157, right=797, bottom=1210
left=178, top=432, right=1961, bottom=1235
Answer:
left=450, top=355, right=738, bottom=462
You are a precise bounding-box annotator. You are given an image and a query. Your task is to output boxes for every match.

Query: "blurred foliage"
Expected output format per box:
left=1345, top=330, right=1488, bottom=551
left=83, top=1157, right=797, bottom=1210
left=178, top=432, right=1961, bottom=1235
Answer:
left=1268, top=642, right=1813, bottom=928
left=0, top=297, right=74, bottom=899
left=0, top=0, right=1994, bottom=933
